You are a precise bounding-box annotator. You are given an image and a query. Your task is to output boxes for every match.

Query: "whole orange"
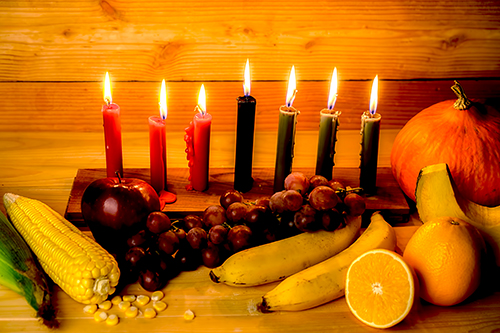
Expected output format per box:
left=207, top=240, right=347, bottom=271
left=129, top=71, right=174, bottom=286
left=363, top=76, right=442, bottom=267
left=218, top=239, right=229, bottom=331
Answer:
left=403, top=216, right=484, bottom=306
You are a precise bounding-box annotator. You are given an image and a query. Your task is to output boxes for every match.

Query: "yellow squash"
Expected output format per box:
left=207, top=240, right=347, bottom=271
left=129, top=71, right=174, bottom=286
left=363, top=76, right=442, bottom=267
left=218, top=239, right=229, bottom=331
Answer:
left=415, top=163, right=500, bottom=266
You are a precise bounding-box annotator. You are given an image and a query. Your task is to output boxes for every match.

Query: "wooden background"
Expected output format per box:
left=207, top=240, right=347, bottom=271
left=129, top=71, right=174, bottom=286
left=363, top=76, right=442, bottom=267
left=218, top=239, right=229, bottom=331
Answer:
left=1, top=0, right=500, bottom=211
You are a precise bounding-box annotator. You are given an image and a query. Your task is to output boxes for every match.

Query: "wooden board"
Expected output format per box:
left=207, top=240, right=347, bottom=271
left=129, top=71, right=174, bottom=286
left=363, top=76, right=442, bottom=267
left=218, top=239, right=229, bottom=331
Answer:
left=1, top=1, right=499, bottom=81
left=1, top=81, right=500, bottom=133
left=65, top=167, right=410, bottom=227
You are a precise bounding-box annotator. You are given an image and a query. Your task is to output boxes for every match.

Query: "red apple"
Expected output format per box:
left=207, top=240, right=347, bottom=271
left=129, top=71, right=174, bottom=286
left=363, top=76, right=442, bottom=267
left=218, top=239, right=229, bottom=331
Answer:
left=81, top=177, right=160, bottom=255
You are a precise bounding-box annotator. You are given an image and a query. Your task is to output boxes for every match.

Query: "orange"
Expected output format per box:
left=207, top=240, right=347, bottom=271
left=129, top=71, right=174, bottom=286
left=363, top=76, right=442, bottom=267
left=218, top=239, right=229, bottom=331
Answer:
left=403, top=216, right=484, bottom=306
left=345, top=249, right=417, bottom=329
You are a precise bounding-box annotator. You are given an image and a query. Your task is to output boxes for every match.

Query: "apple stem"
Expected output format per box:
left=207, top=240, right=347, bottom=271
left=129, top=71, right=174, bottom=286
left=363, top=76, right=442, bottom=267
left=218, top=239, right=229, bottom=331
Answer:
left=115, top=170, right=122, bottom=183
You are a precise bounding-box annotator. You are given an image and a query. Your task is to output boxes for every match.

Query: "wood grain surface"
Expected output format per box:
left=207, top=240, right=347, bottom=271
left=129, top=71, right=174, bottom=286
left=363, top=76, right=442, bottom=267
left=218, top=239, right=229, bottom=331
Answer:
left=1, top=1, right=499, bottom=81
left=1, top=80, right=499, bottom=133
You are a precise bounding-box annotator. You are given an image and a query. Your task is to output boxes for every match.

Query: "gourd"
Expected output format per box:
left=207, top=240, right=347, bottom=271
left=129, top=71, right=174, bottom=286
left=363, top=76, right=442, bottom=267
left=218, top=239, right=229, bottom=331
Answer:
left=390, top=81, right=500, bottom=207
left=415, top=163, right=500, bottom=266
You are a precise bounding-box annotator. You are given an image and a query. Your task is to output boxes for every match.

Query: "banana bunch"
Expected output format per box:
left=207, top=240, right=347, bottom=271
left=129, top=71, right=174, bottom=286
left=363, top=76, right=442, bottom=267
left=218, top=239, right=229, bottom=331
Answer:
left=259, top=212, right=396, bottom=312
left=0, top=210, right=58, bottom=328
left=210, top=215, right=362, bottom=286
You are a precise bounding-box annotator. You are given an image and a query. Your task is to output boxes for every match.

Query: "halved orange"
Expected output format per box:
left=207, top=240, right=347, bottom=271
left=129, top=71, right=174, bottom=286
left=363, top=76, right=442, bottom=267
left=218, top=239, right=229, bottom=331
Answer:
left=345, top=249, right=416, bottom=329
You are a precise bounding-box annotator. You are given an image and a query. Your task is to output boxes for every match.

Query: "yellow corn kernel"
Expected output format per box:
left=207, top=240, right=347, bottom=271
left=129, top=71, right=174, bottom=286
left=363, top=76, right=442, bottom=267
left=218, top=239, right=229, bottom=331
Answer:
left=144, top=307, right=157, bottom=319
left=98, top=300, right=112, bottom=310
left=136, top=295, right=150, bottom=306
left=125, top=306, right=138, bottom=318
left=123, top=295, right=136, bottom=302
left=3, top=193, right=121, bottom=305
left=94, top=309, right=108, bottom=323
left=153, top=301, right=167, bottom=312
left=109, top=287, right=116, bottom=295
left=83, top=304, right=97, bottom=314
left=151, top=291, right=164, bottom=302
left=105, top=314, right=119, bottom=326
left=184, top=309, right=195, bottom=321
left=111, top=295, right=122, bottom=305
left=118, top=301, right=131, bottom=311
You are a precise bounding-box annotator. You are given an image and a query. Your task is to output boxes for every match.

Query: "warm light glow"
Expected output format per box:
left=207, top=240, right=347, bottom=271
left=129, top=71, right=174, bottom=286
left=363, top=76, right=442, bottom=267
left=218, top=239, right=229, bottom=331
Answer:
left=243, top=59, right=251, bottom=96
left=159, top=79, right=167, bottom=120
left=369, top=75, right=379, bottom=115
left=198, top=84, right=206, bottom=115
left=104, top=72, right=112, bottom=104
left=327, top=67, right=338, bottom=110
left=285, top=65, right=297, bottom=107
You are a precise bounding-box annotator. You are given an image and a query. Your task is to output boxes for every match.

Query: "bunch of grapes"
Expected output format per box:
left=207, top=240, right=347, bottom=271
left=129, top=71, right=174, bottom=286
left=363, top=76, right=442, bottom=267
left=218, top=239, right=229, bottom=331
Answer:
left=119, top=172, right=366, bottom=291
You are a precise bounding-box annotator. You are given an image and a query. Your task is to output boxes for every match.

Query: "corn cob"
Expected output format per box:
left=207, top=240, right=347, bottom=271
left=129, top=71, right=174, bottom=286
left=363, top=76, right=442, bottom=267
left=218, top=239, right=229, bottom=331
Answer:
left=0, top=210, right=58, bottom=328
left=3, top=193, right=120, bottom=305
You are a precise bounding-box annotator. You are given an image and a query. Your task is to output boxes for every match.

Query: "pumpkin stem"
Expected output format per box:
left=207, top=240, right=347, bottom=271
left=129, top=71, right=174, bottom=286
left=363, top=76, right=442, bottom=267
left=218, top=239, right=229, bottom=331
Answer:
left=451, top=80, right=471, bottom=110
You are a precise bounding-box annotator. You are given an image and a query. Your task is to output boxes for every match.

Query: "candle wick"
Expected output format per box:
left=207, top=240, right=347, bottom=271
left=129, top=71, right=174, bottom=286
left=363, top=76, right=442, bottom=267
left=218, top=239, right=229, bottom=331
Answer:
left=287, top=89, right=298, bottom=107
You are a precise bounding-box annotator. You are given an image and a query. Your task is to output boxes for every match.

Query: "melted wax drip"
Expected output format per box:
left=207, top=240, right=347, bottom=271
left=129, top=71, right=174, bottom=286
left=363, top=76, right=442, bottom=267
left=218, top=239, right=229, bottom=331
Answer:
left=184, top=121, right=195, bottom=191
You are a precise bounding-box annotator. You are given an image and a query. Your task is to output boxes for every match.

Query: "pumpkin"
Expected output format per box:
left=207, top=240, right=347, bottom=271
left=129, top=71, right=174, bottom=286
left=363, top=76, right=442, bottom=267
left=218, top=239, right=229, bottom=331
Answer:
left=390, top=81, right=500, bottom=207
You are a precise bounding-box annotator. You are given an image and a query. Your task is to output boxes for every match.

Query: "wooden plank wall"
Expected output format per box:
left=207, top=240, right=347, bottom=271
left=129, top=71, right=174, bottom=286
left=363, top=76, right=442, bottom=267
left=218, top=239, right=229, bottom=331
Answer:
left=0, top=1, right=499, bottom=138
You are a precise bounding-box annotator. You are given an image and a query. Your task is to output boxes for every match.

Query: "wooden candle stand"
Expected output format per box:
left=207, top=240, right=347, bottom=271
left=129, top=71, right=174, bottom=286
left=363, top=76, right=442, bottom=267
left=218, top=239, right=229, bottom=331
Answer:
left=65, top=167, right=410, bottom=228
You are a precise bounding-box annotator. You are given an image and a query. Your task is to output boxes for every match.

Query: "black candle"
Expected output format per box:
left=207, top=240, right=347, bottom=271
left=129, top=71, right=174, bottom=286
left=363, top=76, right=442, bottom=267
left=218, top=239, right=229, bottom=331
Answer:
left=234, top=60, right=257, bottom=192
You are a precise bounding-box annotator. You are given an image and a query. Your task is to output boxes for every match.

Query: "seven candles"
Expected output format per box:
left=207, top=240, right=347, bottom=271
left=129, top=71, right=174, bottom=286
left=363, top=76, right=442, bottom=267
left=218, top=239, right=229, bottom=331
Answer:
left=315, top=68, right=341, bottom=180
left=234, top=59, right=257, bottom=192
left=149, top=79, right=168, bottom=193
left=273, top=65, right=300, bottom=192
left=102, top=72, right=123, bottom=178
left=185, top=84, right=212, bottom=191
left=359, top=75, right=381, bottom=194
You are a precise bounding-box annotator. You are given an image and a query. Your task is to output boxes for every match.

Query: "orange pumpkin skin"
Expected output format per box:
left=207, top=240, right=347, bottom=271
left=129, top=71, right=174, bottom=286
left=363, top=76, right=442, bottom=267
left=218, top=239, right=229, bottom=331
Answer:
left=391, top=96, right=500, bottom=207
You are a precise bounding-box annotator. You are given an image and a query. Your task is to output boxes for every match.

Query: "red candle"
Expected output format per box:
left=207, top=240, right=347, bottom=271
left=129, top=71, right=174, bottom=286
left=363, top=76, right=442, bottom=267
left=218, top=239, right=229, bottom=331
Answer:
left=184, top=84, right=212, bottom=191
left=102, top=72, right=123, bottom=178
left=149, top=79, right=168, bottom=193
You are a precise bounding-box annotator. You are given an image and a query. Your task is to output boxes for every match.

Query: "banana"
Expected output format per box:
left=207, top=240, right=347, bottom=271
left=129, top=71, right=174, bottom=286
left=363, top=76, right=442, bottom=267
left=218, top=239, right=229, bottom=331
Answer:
left=209, top=215, right=361, bottom=286
left=259, top=212, right=396, bottom=312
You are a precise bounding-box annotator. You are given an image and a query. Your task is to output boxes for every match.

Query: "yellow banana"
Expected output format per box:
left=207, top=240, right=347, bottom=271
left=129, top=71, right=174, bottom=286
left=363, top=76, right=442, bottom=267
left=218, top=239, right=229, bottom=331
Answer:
left=210, top=215, right=361, bottom=286
left=259, top=212, right=396, bottom=312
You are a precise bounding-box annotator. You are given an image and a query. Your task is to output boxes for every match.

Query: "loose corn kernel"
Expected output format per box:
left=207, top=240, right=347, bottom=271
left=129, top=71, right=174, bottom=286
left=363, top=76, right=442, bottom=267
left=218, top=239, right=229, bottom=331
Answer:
left=136, top=295, right=150, bottom=306
left=123, top=295, right=136, bottom=302
left=125, top=306, right=139, bottom=318
left=143, top=307, right=157, bottom=319
left=184, top=309, right=195, bottom=321
left=98, top=300, right=112, bottom=310
left=118, top=301, right=131, bottom=311
left=105, top=314, right=119, bottom=326
left=94, top=309, right=108, bottom=323
left=111, top=295, right=122, bottom=305
left=83, top=304, right=97, bottom=314
left=151, top=291, right=164, bottom=302
left=153, top=301, right=167, bottom=312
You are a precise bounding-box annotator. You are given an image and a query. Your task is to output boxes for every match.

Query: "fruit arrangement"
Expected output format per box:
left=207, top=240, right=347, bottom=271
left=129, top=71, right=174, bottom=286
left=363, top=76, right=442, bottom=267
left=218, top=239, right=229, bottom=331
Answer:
left=113, top=171, right=367, bottom=291
left=1, top=161, right=499, bottom=330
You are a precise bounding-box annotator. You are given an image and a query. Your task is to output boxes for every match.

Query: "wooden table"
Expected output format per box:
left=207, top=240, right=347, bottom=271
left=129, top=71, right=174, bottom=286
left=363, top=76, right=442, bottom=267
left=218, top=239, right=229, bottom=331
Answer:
left=1, top=131, right=499, bottom=332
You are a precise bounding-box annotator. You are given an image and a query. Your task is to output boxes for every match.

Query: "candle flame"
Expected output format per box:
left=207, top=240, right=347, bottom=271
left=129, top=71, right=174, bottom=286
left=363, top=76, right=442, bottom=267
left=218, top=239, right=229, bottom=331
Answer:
left=327, top=67, right=338, bottom=110
left=198, top=84, right=206, bottom=115
left=243, top=59, right=251, bottom=96
left=159, top=79, right=167, bottom=120
left=369, top=75, right=378, bottom=115
left=285, top=65, right=297, bottom=107
left=104, top=72, right=112, bottom=104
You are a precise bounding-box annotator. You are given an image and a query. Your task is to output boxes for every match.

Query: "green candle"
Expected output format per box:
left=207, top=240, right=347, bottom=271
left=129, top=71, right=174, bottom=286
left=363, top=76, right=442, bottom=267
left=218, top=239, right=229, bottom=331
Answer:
left=316, top=109, right=341, bottom=180
left=316, top=68, right=340, bottom=180
left=274, top=66, right=300, bottom=192
left=274, top=106, right=299, bottom=192
left=359, top=75, right=380, bottom=194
